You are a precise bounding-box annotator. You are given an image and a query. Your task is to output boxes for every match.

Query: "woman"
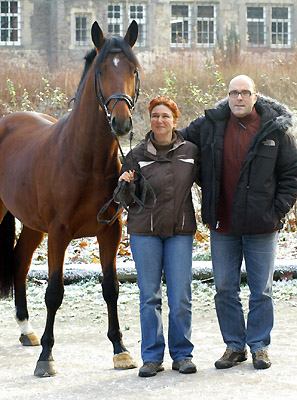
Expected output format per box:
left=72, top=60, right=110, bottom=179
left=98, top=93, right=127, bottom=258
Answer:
left=114, top=97, right=199, bottom=377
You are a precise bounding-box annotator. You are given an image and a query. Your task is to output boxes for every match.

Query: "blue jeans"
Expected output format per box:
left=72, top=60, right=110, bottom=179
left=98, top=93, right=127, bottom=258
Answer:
left=130, top=234, right=194, bottom=363
left=210, top=231, right=278, bottom=354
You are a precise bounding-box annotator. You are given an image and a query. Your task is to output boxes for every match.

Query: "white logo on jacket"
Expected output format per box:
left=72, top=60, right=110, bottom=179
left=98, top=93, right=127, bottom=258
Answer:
left=138, top=161, right=155, bottom=168
left=262, top=139, right=275, bottom=146
left=179, top=158, right=194, bottom=164
left=138, top=159, right=194, bottom=168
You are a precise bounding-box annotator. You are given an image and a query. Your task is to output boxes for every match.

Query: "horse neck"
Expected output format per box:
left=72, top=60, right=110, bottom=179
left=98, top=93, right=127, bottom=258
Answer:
left=67, top=68, right=118, bottom=169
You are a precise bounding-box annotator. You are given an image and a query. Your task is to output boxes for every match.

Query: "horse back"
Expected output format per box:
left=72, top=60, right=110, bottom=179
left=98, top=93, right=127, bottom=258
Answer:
left=0, top=111, right=57, bottom=145
left=0, top=112, right=58, bottom=228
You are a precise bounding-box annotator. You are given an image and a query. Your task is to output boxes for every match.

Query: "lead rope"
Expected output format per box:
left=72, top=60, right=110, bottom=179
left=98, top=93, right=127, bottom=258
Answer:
left=97, top=131, right=156, bottom=224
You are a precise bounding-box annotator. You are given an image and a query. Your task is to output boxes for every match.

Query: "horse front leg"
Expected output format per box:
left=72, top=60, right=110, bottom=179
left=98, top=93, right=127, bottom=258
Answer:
left=13, top=226, right=44, bottom=346
left=98, top=218, right=137, bottom=369
left=34, top=226, right=70, bottom=377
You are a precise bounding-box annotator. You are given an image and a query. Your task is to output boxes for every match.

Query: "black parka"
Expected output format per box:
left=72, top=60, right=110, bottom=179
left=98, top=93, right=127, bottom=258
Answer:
left=179, top=95, right=297, bottom=236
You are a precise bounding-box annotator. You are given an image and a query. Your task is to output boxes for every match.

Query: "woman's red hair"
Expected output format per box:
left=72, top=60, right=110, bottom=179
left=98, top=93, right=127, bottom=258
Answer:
left=148, top=97, right=179, bottom=122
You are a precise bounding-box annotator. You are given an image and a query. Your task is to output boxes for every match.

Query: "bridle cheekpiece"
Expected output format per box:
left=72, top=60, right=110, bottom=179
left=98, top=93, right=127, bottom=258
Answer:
left=94, top=48, right=140, bottom=129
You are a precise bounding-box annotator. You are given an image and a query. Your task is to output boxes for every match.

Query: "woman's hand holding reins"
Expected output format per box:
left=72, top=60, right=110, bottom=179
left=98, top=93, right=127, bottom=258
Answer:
left=119, top=170, right=135, bottom=183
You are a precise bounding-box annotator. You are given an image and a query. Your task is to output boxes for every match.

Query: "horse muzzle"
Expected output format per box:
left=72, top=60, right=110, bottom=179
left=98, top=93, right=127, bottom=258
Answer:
left=111, top=115, right=132, bottom=136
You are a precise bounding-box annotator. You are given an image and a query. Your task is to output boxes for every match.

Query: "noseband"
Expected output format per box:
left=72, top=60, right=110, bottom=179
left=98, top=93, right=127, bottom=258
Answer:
left=94, top=48, right=140, bottom=128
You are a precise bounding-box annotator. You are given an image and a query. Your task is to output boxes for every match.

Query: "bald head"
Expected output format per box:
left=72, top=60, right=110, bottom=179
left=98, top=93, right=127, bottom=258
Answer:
left=229, top=75, right=256, bottom=92
left=228, top=75, right=258, bottom=118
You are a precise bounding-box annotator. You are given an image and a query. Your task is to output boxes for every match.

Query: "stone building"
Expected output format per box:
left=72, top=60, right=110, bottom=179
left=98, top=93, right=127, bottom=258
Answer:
left=0, top=0, right=296, bottom=69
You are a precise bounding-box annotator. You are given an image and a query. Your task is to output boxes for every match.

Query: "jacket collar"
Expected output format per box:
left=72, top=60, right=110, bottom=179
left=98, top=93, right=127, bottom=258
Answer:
left=207, top=94, right=295, bottom=134
left=145, top=130, right=185, bottom=157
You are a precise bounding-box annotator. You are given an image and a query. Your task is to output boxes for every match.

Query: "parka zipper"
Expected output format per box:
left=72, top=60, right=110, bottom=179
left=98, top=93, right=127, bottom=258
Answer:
left=242, top=164, right=252, bottom=231
left=236, top=119, right=247, bottom=159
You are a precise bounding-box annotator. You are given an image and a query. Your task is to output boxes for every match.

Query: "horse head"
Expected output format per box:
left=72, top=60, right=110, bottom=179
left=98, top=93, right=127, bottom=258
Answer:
left=91, top=21, right=140, bottom=137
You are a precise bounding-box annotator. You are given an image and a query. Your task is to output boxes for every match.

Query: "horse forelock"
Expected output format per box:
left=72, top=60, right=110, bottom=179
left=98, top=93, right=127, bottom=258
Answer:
left=95, top=37, right=140, bottom=70
left=75, top=37, right=140, bottom=102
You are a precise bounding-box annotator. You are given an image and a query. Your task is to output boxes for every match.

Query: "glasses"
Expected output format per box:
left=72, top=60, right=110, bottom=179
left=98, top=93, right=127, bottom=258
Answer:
left=228, top=90, right=254, bottom=98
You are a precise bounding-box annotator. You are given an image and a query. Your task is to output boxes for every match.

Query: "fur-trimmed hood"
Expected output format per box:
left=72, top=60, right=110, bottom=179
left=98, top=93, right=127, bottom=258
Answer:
left=212, top=94, right=296, bottom=135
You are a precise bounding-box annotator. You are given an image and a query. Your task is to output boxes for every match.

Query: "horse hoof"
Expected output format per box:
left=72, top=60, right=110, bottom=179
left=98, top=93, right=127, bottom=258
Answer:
left=19, top=333, right=40, bottom=346
left=34, top=360, right=57, bottom=377
left=113, top=352, right=138, bottom=369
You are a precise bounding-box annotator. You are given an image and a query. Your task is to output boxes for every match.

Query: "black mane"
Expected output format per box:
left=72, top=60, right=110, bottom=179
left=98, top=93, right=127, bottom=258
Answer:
left=75, top=49, right=97, bottom=96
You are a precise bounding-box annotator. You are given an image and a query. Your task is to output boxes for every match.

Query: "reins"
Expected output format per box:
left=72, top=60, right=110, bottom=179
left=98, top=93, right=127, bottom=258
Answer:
left=95, top=54, right=156, bottom=225
left=96, top=131, right=157, bottom=225
left=114, top=133, right=157, bottom=213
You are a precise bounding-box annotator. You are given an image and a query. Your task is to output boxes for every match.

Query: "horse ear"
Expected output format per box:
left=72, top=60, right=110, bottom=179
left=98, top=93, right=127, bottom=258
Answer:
left=91, top=21, right=105, bottom=50
left=124, top=20, right=138, bottom=48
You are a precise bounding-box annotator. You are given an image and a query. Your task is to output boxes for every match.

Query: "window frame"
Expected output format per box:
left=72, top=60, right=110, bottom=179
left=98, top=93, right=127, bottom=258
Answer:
left=270, top=6, right=291, bottom=48
left=0, top=0, right=21, bottom=46
left=170, top=3, right=191, bottom=48
left=246, top=5, right=266, bottom=47
left=74, top=14, right=90, bottom=46
left=196, top=4, right=216, bottom=48
left=108, top=3, right=123, bottom=37
left=128, top=3, right=146, bottom=47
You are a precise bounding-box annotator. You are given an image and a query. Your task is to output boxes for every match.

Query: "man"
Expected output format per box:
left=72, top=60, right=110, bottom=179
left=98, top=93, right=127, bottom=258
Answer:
left=180, top=75, right=297, bottom=369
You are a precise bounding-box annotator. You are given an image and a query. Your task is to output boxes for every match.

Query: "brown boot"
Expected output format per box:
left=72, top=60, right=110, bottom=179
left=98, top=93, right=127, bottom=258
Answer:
left=252, top=350, right=271, bottom=369
left=138, top=362, right=164, bottom=377
left=215, top=348, right=247, bottom=369
left=172, top=359, right=197, bottom=374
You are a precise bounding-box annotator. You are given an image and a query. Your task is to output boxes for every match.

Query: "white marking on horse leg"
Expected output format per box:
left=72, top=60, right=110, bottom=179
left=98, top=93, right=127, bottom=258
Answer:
left=16, top=318, right=34, bottom=335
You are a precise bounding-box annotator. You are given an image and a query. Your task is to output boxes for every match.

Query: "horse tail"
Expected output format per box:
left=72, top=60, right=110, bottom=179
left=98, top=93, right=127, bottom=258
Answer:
left=0, top=212, right=15, bottom=298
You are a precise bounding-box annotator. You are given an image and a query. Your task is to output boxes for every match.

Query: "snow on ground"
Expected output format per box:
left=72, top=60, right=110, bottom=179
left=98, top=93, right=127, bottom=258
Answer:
left=27, top=226, right=297, bottom=266
left=2, top=221, right=296, bottom=399
left=1, top=280, right=297, bottom=400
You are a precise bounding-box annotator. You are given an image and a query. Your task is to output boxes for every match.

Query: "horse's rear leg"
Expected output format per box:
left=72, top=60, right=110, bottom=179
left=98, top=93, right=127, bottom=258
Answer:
left=0, top=206, right=15, bottom=298
left=13, top=226, right=44, bottom=346
left=34, top=226, right=70, bottom=377
left=98, top=219, right=137, bottom=369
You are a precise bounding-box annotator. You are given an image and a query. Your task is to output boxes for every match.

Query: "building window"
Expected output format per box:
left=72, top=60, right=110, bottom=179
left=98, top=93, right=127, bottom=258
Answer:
left=75, top=15, right=89, bottom=45
left=108, top=4, right=123, bottom=37
left=271, top=6, right=290, bottom=48
left=247, top=6, right=266, bottom=46
left=171, top=4, right=191, bottom=47
left=129, top=4, right=146, bottom=47
left=197, top=5, right=216, bottom=47
left=0, top=0, right=21, bottom=46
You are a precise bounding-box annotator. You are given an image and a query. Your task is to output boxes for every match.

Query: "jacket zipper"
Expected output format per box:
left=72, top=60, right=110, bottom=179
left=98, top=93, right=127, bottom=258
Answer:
left=181, top=213, right=185, bottom=230
left=150, top=214, right=153, bottom=232
left=236, top=119, right=247, bottom=159
left=243, top=164, right=252, bottom=230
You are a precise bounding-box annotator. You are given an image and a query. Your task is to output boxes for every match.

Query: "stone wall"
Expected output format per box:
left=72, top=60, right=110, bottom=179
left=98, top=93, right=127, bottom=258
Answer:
left=1, top=0, right=297, bottom=70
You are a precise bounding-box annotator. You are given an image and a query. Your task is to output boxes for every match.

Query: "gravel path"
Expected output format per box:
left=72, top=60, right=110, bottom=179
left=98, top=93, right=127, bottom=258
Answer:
left=1, top=281, right=297, bottom=400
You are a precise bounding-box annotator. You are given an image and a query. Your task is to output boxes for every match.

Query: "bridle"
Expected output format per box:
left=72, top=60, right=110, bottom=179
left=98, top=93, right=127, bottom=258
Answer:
left=94, top=48, right=140, bottom=130
left=95, top=48, right=156, bottom=225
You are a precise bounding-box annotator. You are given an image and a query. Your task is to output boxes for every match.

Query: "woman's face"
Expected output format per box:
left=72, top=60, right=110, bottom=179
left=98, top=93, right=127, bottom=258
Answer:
left=150, top=104, right=176, bottom=142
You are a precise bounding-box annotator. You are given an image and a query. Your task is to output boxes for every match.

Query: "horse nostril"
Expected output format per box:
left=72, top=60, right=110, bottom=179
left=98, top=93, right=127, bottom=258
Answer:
left=111, top=116, right=132, bottom=136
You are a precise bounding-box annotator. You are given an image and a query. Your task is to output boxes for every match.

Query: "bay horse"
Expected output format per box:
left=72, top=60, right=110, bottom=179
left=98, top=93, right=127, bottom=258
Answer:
left=0, top=21, right=140, bottom=377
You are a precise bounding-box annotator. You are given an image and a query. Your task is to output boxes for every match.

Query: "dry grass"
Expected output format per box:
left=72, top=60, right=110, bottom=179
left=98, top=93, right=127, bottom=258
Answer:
left=0, top=49, right=297, bottom=229
left=1, top=49, right=297, bottom=131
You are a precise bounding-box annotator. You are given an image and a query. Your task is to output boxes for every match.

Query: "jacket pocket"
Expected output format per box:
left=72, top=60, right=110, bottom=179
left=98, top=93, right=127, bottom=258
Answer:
left=245, top=192, right=280, bottom=233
